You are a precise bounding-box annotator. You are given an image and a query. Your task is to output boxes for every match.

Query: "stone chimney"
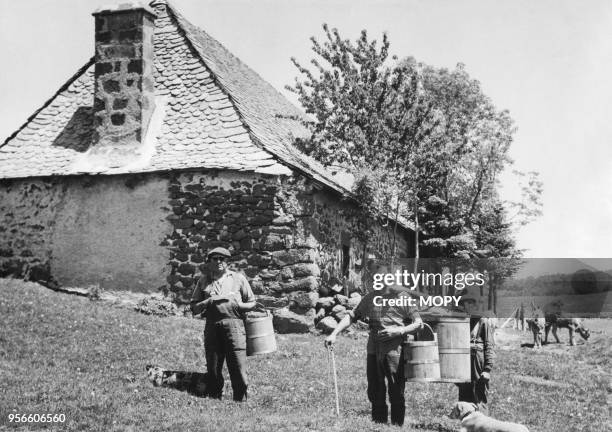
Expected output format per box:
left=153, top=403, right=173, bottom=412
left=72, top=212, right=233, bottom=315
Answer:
left=92, top=2, right=156, bottom=150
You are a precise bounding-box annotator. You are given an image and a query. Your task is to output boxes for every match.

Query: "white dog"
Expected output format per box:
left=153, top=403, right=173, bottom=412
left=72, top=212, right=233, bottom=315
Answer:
left=449, top=402, right=529, bottom=432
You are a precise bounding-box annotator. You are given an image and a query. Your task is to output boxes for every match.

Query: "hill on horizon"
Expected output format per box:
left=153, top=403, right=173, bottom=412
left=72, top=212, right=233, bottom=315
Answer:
left=512, top=258, right=612, bottom=279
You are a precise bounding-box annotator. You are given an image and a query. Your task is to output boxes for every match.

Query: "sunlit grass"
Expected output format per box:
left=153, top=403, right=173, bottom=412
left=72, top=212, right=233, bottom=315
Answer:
left=0, top=279, right=609, bottom=431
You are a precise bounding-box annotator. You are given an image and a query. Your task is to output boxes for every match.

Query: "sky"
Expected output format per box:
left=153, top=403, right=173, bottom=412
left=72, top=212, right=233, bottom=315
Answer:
left=1, top=0, right=611, bottom=258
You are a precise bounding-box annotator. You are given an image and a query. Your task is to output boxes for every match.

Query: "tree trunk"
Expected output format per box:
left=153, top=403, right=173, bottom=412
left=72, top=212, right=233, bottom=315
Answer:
left=413, top=202, right=419, bottom=284
left=488, top=274, right=497, bottom=311
left=390, top=198, right=401, bottom=269
left=493, top=279, right=498, bottom=314
left=361, top=240, right=369, bottom=293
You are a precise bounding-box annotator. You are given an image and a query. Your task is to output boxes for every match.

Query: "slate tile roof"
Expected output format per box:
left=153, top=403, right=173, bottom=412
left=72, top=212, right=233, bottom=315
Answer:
left=0, top=0, right=351, bottom=196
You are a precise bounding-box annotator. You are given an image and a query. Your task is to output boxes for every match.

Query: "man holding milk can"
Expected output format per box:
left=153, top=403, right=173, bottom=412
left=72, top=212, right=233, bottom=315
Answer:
left=324, top=271, right=423, bottom=426
left=191, top=247, right=257, bottom=402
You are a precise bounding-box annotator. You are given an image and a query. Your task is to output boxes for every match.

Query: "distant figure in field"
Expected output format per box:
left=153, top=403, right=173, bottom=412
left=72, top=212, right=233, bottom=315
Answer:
left=544, top=313, right=590, bottom=346
left=526, top=306, right=546, bottom=349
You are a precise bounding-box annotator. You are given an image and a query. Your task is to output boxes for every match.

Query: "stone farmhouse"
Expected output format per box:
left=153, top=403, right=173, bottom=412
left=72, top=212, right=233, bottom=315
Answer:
left=0, top=0, right=414, bottom=324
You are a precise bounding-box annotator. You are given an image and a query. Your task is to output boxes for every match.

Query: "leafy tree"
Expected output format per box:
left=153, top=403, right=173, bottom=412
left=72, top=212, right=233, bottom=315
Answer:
left=287, top=26, right=441, bottom=261
left=288, top=25, right=397, bottom=170
left=288, top=26, right=542, bottom=301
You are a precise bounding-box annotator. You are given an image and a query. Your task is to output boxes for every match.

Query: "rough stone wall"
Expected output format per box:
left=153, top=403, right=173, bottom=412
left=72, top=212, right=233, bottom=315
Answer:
left=164, top=170, right=302, bottom=303
left=272, top=174, right=413, bottom=331
left=275, top=174, right=412, bottom=294
left=166, top=170, right=413, bottom=326
left=0, top=175, right=171, bottom=292
left=0, top=179, right=64, bottom=282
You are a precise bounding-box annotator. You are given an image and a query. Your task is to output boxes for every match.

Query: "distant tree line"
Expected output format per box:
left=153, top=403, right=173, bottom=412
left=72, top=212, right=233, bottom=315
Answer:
left=498, top=269, right=612, bottom=297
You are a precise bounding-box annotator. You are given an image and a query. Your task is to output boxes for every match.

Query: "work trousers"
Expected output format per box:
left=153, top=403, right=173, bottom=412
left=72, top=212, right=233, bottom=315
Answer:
left=366, top=346, right=406, bottom=426
left=204, top=318, right=248, bottom=401
left=457, top=348, right=489, bottom=414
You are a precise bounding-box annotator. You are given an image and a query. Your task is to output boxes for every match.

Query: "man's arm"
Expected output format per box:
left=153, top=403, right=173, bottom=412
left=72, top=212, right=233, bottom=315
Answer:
left=235, top=298, right=257, bottom=312
left=481, top=318, right=496, bottom=377
left=324, top=314, right=355, bottom=347
left=190, top=276, right=212, bottom=316
left=191, top=297, right=213, bottom=316
left=325, top=294, right=374, bottom=347
left=378, top=315, right=423, bottom=341
left=234, top=273, right=257, bottom=312
left=402, top=315, right=424, bottom=335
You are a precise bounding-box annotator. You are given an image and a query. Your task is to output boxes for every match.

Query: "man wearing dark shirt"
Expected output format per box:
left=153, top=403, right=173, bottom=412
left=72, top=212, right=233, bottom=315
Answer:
left=191, top=247, right=256, bottom=402
left=457, top=299, right=496, bottom=414
left=324, top=278, right=423, bottom=426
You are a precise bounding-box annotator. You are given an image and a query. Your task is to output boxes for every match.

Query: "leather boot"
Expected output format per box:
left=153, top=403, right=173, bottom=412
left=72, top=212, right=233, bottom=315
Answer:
left=390, top=404, right=405, bottom=426
left=371, top=404, right=388, bottom=423
left=233, top=386, right=247, bottom=402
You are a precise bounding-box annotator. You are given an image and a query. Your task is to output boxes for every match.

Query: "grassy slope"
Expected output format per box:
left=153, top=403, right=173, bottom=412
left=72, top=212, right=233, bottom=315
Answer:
left=0, top=280, right=610, bottom=432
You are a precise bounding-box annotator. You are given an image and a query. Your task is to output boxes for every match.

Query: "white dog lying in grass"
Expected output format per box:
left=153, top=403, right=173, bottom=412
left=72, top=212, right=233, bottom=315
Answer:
left=449, top=401, right=529, bottom=432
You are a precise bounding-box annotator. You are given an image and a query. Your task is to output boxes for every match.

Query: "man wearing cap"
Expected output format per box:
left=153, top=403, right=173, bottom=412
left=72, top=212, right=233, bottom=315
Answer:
left=191, top=247, right=256, bottom=402
left=457, top=299, right=496, bottom=414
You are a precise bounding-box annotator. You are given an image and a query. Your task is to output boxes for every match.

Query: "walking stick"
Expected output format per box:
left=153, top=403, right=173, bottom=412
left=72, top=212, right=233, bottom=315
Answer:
left=327, top=346, right=340, bottom=416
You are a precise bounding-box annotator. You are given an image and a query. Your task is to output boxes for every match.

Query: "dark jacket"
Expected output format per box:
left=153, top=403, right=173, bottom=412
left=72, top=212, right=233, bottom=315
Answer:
left=470, top=316, right=495, bottom=374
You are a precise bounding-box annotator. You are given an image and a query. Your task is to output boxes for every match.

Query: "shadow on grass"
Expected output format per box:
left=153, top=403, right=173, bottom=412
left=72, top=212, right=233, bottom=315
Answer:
left=145, top=365, right=209, bottom=398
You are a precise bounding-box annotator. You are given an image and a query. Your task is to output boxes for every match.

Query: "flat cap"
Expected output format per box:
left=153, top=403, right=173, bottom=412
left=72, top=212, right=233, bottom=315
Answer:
left=206, top=247, right=231, bottom=259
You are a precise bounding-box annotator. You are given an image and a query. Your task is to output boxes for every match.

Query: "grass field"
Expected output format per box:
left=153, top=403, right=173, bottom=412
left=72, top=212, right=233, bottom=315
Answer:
left=0, top=279, right=610, bottom=432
